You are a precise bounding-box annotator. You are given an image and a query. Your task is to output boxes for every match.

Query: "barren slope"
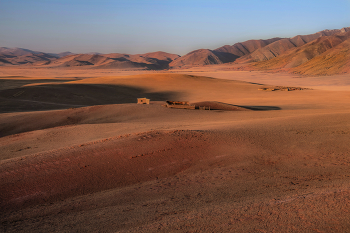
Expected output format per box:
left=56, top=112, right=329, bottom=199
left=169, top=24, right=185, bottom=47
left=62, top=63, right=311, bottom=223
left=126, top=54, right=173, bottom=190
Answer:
left=139, top=51, right=180, bottom=62
left=169, top=49, right=223, bottom=67
left=236, top=27, right=350, bottom=63
left=291, top=38, right=350, bottom=75
left=214, top=38, right=283, bottom=57
left=251, top=31, right=350, bottom=73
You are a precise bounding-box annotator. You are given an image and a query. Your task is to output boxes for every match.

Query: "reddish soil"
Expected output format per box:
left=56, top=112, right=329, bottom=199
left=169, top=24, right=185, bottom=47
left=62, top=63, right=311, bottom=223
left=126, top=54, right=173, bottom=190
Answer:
left=1, top=71, right=350, bottom=232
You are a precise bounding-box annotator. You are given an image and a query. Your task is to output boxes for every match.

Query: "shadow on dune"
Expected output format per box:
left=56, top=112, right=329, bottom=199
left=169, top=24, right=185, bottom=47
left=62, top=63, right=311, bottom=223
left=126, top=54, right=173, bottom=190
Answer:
left=246, top=82, right=265, bottom=86
left=241, top=106, right=281, bottom=111
left=0, top=78, right=80, bottom=91
left=0, top=83, right=181, bottom=113
left=192, top=101, right=281, bottom=111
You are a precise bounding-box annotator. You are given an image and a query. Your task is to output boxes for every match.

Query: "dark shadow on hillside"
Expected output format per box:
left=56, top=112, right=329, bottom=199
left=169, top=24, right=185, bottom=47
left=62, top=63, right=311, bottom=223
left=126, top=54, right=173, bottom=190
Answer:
left=94, top=59, right=170, bottom=70
left=0, top=78, right=80, bottom=91
left=213, top=51, right=239, bottom=63
left=0, top=83, right=181, bottom=113
left=191, top=101, right=281, bottom=111
left=240, top=105, right=281, bottom=111
left=246, top=82, right=265, bottom=86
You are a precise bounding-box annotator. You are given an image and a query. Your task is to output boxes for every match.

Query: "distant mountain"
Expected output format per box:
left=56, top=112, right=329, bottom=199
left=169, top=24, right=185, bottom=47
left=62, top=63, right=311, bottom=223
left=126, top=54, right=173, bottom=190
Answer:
left=236, top=27, right=350, bottom=63
left=0, top=47, right=42, bottom=56
left=291, top=33, right=350, bottom=75
left=1, top=26, right=349, bottom=74
left=55, top=51, right=75, bottom=58
left=140, top=51, right=180, bottom=62
left=86, top=52, right=102, bottom=55
left=214, top=38, right=283, bottom=57
left=169, top=27, right=350, bottom=68
left=0, top=47, right=59, bottom=65
left=0, top=57, right=12, bottom=65
left=169, top=49, right=225, bottom=67
left=0, top=48, right=178, bottom=69
left=170, top=38, right=282, bottom=68
left=168, top=26, right=350, bottom=75
left=43, top=52, right=180, bottom=70
left=0, top=47, right=77, bottom=65
left=252, top=30, right=350, bottom=75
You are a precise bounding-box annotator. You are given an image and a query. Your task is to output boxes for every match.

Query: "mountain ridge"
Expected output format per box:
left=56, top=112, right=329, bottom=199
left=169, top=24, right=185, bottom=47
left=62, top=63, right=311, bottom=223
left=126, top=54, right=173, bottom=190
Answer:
left=1, top=26, right=349, bottom=74
left=251, top=30, right=350, bottom=75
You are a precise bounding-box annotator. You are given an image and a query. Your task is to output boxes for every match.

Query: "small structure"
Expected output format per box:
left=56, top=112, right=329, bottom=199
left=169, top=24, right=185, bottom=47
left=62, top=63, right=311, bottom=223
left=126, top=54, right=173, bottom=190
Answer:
left=258, top=86, right=310, bottom=91
left=258, top=88, right=277, bottom=91
left=198, top=106, right=210, bottom=110
left=137, top=98, right=150, bottom=104
left=165, top=100, right=195, bottom=109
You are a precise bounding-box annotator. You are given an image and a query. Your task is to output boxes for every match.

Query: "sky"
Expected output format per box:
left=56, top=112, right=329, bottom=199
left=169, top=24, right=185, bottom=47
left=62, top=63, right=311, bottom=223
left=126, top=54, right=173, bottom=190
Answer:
left=1, top=0, right=349, bottom=55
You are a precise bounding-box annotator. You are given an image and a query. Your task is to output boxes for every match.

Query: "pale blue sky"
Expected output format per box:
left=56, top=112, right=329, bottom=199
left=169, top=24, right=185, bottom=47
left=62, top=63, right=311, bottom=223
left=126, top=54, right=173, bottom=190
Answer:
left=1, top=0, right=349, bottom=55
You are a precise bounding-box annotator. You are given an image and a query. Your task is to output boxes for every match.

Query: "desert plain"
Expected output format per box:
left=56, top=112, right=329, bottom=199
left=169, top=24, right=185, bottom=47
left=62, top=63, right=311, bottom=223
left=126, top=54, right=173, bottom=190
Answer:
left=1, top=64, right=350, bottom=232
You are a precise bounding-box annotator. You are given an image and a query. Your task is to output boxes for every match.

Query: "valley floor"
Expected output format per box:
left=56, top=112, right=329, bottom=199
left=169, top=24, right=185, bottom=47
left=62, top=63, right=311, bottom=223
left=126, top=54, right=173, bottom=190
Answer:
left=1, top=67, right=350, bottom=232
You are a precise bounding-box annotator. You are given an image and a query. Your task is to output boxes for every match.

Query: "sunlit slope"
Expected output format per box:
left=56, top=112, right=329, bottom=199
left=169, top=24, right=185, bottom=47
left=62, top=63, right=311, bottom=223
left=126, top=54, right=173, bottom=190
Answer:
left=251, top=31, right=350, bottom=75
left=291, top=38, right=350, bottom=75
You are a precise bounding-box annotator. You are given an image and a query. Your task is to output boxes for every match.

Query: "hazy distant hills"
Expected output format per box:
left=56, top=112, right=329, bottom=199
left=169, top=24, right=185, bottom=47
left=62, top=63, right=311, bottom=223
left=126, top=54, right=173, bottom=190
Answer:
left=0, top=47, right=74, bottom=65
left=1, top=26, right=349, bottom=75
left=0, top=48, right=179, bottom=70
left=55, top=51, right=75, bottom=58
left=44, top=51, right=180, bottom=70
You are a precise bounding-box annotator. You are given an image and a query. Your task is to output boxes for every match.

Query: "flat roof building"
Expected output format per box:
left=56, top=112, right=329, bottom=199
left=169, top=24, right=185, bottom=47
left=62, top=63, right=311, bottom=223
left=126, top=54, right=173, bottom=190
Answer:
left=137, top=98, right=150, bottom=104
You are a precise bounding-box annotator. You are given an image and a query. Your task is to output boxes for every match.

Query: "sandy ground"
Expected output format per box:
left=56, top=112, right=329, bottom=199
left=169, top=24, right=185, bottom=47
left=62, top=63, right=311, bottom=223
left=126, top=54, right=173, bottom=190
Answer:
left=1, top=64, right=350, bottom=90
left=1, top=66, right=350, bottom=232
